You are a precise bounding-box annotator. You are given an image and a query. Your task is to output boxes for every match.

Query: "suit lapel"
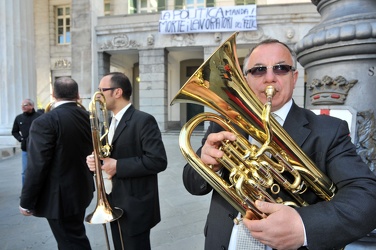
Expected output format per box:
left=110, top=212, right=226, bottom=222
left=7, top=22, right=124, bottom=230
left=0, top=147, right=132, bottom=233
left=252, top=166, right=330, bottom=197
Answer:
left=112, top=105, right=134, bottom=144
left=283, top=102, right=311, bottom=147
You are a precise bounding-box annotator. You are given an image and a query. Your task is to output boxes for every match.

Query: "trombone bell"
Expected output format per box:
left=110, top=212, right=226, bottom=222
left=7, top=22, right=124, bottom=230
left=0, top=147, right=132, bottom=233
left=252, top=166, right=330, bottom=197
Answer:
left=85, top=200, right=123, bottom=224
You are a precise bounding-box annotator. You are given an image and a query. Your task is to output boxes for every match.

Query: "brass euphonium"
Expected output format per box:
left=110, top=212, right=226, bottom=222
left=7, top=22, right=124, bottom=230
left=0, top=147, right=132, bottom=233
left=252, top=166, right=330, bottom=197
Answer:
left=45, top=101, right=86, bottom=112
left=170, top=32, right=337, bottom=219
left=45, top=102, right=54, bottom=112
left=85, top=91, right=124, bottom=250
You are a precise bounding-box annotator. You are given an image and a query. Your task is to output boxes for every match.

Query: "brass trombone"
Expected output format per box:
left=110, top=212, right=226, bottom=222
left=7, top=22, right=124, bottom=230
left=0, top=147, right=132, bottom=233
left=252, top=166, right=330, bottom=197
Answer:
left=85, top=91, right=124, bottom=250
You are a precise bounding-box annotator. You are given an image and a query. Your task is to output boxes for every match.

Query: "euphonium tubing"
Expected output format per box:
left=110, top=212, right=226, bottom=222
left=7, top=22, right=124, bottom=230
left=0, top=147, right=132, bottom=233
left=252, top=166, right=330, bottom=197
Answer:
left=45, top=101, right=86, bottom=112
left=171, top=32, right=336, bottom=219
left=45, top=102, right=54, bottom=112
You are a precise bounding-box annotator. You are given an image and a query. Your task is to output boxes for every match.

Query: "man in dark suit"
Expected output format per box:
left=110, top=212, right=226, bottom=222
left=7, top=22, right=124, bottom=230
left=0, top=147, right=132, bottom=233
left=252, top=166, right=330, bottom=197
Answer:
left=86, top=72, right=167, bottom=250
left=183, top=39, right=376, bottom=250
left=19, top=77, right=94, bottom=249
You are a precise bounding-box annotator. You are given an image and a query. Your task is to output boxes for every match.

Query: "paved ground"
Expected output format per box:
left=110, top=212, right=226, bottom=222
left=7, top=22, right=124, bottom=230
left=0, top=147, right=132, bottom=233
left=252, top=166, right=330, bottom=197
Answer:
left=0, top=133, right=210, bottom=250
left=1, top=133, right=374, bottom=249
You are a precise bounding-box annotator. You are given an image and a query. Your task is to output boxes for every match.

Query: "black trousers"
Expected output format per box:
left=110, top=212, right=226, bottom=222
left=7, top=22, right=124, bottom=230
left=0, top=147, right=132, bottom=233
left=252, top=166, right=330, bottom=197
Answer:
left=110, top=219, right=150, bottom=250
left=47, top=211, right=91, bottom=250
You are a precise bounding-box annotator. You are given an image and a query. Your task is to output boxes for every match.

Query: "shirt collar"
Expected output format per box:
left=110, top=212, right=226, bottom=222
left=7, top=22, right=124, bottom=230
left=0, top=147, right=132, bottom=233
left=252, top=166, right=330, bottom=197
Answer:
left=54, top=100, right=76, bottom=108
left=272, top=99, right=292, bottom=125
left=113, top=103, right=131, bottom=121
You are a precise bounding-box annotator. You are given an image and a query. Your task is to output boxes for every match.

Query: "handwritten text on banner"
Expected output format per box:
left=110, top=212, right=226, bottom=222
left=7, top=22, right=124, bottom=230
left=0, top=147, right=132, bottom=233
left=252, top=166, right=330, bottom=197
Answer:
left=159, top=5, right=257, bottom=34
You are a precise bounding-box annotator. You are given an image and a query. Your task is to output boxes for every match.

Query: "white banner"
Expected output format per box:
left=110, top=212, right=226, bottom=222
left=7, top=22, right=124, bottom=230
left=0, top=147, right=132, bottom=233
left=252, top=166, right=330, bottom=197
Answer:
left=159, top=5, right=257, bottom=34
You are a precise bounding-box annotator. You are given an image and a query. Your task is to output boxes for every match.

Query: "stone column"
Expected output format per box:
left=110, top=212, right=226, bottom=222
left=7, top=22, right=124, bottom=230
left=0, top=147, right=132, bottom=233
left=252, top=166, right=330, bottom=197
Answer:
left=203, top=46, right=219, bottom=130
left=139, top=49, right=168, bottom=131
left=97, top=52, right=111, bottom=82
left=71, top=0, right=103, bottom=106
left=0, top=0, right=36, bottom=147
left=296, top=0, right=376, bottom=172
left=296, top=1, right=376, bottom=245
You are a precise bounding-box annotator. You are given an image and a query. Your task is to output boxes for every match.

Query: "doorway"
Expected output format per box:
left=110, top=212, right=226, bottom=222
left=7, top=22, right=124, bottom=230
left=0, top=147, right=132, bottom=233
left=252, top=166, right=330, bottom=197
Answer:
left=180, top=60, right=204, bottom=128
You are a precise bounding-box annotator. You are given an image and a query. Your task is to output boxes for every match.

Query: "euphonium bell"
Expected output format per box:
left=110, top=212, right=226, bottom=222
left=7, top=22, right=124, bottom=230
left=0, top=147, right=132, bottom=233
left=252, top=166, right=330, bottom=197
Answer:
left=170, top=32, right=336, bottom=219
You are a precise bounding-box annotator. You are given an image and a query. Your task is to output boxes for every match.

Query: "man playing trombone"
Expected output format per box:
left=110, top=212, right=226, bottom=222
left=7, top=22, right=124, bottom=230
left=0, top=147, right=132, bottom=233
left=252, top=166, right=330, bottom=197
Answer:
left=86, top=72, right=167, bottom=250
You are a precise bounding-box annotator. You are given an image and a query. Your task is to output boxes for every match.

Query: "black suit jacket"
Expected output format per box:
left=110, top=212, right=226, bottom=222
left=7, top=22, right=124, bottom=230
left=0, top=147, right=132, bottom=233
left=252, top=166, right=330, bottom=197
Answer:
left=183, top=102, right=376, bottom=250
left=108, top=105, right=167, bottom=236
left=20, top=103, right=94, bottom=219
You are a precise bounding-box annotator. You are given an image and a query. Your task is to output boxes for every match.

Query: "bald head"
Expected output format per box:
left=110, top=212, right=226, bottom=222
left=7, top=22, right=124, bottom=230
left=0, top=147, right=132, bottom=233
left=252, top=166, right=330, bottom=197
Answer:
left=53, top=77, right=79, bottom=101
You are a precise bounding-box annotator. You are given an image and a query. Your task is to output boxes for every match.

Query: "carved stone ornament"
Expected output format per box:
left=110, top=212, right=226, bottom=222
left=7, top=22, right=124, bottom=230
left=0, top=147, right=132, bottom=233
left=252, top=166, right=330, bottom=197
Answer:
left=54, top=59, right=71, bottom=69
left=171, top=33, right=196, bottom=46
left=214, top=32, right=222, bottom=42
left=356, top=110, right=376, bottom=174
left=100, top=34, right=140, bottom=50
left=113, top=34, right=129, bottom=48
left=147, top=34, right=155, bottom=46
left=286, top=28, right=295, bottom=40
left=240, top=28, right=267, bottom=42
left=307, top=75, right=358, bottom=105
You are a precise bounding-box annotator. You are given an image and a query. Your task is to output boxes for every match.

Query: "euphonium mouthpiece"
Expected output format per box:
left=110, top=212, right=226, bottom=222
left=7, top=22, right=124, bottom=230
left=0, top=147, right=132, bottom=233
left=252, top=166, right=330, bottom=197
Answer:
left=263, top=85, right=276, bottom=110
left=265, top=85, right=276, bottom=98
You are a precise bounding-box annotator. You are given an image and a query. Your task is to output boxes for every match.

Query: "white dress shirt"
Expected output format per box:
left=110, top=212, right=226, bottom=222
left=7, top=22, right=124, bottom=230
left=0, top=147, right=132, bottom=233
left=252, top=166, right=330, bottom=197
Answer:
left=103, top=103, right=131, bottom=194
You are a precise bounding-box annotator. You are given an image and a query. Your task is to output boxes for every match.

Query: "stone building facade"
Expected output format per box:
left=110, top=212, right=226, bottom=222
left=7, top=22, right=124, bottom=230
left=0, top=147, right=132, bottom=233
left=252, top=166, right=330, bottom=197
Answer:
left=0, top=0, right=319, bottom=144
left=1, top=0, right=376, bottom=246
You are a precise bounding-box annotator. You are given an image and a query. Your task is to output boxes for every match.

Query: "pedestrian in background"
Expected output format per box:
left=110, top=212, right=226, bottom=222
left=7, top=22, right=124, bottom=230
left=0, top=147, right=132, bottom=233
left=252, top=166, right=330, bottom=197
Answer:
left=11, top=98, right=41, bottom=185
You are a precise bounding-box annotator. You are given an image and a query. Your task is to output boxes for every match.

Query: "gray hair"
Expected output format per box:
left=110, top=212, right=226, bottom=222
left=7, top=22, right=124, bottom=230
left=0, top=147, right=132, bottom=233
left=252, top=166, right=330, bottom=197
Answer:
left=23, top=99, right=34, bottom=106
left=242, top=39, right=297, bottom=75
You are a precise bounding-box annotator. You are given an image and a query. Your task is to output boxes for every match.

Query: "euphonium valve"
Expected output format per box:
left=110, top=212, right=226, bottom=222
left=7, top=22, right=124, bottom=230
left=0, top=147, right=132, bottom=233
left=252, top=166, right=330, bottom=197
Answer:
left=171, top=32, right=337, bottom=219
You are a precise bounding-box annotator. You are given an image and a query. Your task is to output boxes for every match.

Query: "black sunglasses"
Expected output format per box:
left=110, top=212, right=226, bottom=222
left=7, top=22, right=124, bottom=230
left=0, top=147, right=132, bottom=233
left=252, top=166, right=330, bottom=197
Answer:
left=98, top=87, right=118, bottom=92
left=246, top=64, right=295, bottom=76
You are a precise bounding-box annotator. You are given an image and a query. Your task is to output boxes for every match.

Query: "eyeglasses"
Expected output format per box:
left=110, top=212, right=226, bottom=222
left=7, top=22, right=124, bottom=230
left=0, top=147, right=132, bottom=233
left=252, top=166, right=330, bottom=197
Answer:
left=22, top=104, right=30, bottom=107
left=246, top=64, right=295, bottom=76
left=98, top=87, right=118, bottom=92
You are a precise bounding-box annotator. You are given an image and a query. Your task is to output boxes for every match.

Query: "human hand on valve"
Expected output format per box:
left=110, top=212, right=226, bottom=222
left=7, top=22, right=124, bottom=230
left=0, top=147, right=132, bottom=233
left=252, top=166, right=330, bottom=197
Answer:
left=200, top=130, right=305, bottom=250
left=86, top=154, right=118, bottom=179
left=200, top=131, right=236, bottom=172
